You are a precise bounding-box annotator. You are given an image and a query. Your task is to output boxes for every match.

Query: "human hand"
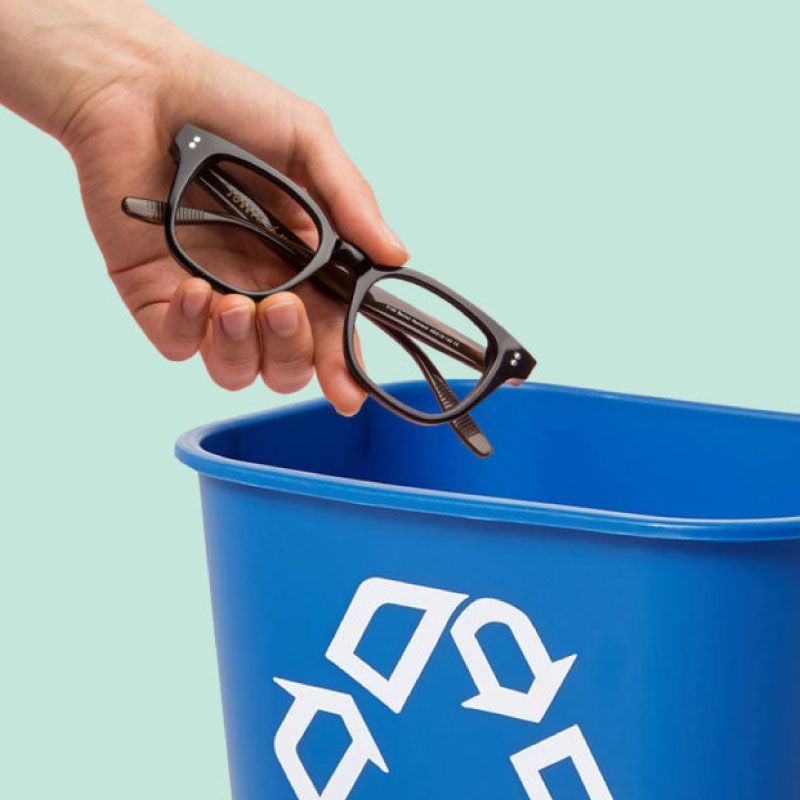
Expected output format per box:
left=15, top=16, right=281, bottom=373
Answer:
left=0, top=0, right=408, bottom=415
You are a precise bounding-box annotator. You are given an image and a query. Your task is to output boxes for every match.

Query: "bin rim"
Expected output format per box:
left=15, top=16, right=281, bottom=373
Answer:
left=175, top=382, right=800, bottom=543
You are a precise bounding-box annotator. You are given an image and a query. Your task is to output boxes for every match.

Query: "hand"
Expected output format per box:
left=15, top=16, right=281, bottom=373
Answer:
left=0, top=0, right=408, bottom=415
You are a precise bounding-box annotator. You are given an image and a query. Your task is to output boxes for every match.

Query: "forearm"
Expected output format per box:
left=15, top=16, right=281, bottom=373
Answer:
left=0, top=0, right=181, bottom=139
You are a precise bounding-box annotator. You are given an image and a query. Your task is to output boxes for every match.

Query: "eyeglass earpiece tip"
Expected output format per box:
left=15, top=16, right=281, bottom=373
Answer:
left=469, top=432, right=494, bottom=458
left=121, top=196, right=166, bottom=225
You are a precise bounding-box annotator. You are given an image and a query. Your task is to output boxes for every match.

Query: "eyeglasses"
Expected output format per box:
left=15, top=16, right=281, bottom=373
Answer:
left=122, top=124, right=536, bottom=457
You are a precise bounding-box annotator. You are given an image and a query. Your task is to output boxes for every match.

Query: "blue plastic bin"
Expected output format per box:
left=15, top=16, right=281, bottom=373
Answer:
left=176, top=382, right=800, bottom=800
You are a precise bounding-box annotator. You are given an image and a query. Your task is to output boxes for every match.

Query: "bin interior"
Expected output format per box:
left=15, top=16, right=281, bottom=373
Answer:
left=200, top=383, right=800, bottom=521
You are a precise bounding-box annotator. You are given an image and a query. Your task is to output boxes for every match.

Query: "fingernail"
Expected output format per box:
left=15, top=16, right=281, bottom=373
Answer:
left=266, top=301, right=299, bottom=339
left=220, top=305, right=251, bottom=341
left=506, top=378, right=525, bottom=387
left=335, top=370, right=367, bottom=417
left=182, top=286, right=208, bottom=319
left=380, top=219, right=407, bottom=254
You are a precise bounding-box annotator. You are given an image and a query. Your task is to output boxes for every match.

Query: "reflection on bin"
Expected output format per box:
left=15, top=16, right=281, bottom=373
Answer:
left=176, top=382, right=800, bottom=800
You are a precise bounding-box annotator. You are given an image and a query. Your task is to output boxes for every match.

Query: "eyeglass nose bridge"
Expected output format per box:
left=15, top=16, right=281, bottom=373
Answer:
left=332, top=239, right=373, bottom=274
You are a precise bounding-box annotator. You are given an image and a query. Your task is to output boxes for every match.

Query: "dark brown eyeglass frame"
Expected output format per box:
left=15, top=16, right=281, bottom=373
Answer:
left=122, top=123, right=536, bottom=454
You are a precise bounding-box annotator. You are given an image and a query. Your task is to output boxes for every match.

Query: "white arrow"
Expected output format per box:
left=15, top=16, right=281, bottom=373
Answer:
left=273, top=678, right=388, bottom=800
left=510, top=725, right=614, bottom=800
left=326, top=577, right=469, bottom=713
left=450, top=598, right=576, bottom=723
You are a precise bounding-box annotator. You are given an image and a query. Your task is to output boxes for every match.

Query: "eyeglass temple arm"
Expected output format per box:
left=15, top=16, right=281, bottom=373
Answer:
left=194, top=165, right=487, bottom=372
left=125, top=194, right=486, bottom=372
left=196, top=184, right=493, bottom=452
left=193, top=168, right=312, bottom=260
left=379, top=326, right=492, bottom=457
left=123, top=192, right=486, bottom=372
left=121, top=196, right=492, bottom=452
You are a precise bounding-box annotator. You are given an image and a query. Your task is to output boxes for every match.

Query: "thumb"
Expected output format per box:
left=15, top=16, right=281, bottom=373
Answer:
left=294, top=109, right=408, bottom=266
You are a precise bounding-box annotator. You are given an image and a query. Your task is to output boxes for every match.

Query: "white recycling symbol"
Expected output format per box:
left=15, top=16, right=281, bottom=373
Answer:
left=510, top=725, right=614, bottom=800
left=274, top=577, right=614, bottom=800
left=273, top=679, right=388, bottom=800
left=450, top=597, right=577, bottom=723
left=325, top=577, right=469, bottom=713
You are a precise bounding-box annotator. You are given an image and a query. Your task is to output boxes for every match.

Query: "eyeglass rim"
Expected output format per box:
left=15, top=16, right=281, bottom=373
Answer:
left=162, top=123, right=535, bottom=426
left=164, top=124, right=336, bottom=299
left=344, top=267, right=529, bottom=424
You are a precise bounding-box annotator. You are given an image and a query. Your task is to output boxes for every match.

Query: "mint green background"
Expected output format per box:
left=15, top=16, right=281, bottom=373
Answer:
left=1, top=2, right=798, bottom=797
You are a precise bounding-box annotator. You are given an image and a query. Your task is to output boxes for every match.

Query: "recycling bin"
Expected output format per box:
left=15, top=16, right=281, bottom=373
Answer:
left=176, top=381, right=800, bottom=800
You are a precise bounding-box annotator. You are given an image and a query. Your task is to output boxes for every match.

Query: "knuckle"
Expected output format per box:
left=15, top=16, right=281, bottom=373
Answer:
left=214, top=342, right=258, bottom=371
left=299, top=101, right=331, bottom=133
left=354, top=174, right=376, bottom=201
left=219, top=351, right=249, bottom=369
left=311, top=104, right=332, bottom=130
left=264, top=346, right=313, bottom=374
left=263, top=363, right=314, bottom=394
left=265, top=339, right=313, bottom=368
left=312, top=312, right=345, bottom=343
left=169, top=326, right=203, bottom=351
left=206, top=349, right=259, bottom=390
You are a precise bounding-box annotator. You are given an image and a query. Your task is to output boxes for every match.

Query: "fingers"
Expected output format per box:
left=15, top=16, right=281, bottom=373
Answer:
left=294, top=106, right=409, bottom=267
left=201, top=295, right=260, bottom=391
left=299, top=286, right=367, bottom=417
left=203, top=289, right=361, bottom=415
left=154, top=277, right=212, bottom=361
left=209, top=288, right=362, bottom=415
left=142, top=276, right=362, bottom=415
left=256, top=292, right=314, bottom=394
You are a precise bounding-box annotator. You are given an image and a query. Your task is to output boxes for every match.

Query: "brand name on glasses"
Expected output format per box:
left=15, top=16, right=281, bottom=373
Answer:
left=225, top=190, right=296, bottom=247
left=225, top=189, right=265, bottom=222
left=385, top=304, right=461, bottom=349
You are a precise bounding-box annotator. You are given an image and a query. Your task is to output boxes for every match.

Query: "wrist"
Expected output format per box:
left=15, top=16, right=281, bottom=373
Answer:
left=0, top=0, right=184, bottom=142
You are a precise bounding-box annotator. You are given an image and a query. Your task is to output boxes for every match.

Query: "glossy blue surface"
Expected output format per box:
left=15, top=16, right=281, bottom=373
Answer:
left=177, top=382, right=800, bottom=799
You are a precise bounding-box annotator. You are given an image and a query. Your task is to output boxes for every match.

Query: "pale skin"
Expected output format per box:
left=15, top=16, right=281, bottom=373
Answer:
left=0, top=0, right=408, bottom=415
